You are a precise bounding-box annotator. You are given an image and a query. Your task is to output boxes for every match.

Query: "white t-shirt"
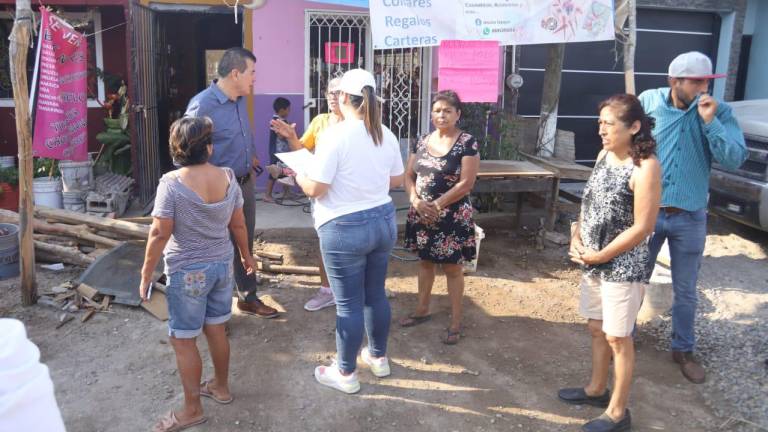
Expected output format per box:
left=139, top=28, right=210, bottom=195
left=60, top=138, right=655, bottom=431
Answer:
left=308, top=119, right=404, bottom=229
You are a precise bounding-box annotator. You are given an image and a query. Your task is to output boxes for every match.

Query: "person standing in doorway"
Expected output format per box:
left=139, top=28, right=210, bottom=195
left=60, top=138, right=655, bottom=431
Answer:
left=270, top=77, right=343, bottom=312
left=639, top=51, right=747, bottom=384
left=185, top=47, right=278, bottom=319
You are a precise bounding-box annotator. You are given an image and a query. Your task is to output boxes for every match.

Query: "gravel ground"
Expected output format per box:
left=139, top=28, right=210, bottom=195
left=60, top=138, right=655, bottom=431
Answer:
left=642, top=216, right=768, bottom=432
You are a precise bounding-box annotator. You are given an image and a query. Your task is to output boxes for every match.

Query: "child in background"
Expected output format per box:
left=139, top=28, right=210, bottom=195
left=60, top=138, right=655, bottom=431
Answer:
left=265, top=97, right=291, bottom=203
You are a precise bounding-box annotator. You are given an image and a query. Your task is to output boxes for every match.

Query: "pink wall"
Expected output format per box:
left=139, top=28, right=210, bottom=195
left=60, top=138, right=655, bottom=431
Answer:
left=251, top=1, right=365, bottom=94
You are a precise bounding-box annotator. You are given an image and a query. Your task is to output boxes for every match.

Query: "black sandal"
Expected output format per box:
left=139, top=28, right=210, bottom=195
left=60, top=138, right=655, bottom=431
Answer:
left=442, top=326, right=462, bottom=345
left=399, top=314, right=431, bottom=327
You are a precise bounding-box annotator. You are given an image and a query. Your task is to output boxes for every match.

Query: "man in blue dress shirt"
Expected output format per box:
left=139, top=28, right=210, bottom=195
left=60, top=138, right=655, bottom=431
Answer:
left=639, top=52, right=747, bottom=384
left=186, top=47, right=278, bottom=318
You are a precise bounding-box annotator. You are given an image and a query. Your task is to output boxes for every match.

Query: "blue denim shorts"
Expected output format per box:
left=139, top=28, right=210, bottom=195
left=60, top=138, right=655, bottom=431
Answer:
left=166, top=259, right=234, bottom=339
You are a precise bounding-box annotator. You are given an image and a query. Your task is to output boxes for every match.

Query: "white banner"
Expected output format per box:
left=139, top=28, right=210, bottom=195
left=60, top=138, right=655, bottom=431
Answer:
left=370, top=0, right=615, bottom=49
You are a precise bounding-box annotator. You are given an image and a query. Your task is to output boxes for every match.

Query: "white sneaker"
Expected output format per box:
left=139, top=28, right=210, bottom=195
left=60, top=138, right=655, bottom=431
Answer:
left=361, top=347, right=391, bottom=378
left=314, top=361, right=360, bottom=394
left=304, top=287, right=336, bottom=312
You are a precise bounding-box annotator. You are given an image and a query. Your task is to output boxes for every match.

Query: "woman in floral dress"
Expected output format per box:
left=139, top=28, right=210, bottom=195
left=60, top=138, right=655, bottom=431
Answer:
left=401, top=90, right=480, bottom=345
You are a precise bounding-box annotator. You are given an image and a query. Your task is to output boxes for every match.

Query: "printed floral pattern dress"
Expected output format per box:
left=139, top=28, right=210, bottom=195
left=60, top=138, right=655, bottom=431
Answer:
left=404, top=132, right=479, bottom=264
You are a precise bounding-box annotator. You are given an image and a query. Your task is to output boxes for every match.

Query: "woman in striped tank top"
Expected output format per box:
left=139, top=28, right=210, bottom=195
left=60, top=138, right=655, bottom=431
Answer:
left=558, top=94, right=661, bottom=432
left=140, top=117, right=259, bottom=432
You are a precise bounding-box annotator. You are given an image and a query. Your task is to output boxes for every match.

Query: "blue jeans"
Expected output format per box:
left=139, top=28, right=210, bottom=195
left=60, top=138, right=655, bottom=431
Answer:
left=647, top=208, right=707, bottom=352
left=317, top=202, right=397, bottom=374
left=166, top=259, right=234, bottom=339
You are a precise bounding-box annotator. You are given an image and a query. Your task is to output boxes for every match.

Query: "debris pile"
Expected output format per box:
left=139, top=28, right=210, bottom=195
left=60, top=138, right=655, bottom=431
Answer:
left=0, top=207, right=145, bottom=267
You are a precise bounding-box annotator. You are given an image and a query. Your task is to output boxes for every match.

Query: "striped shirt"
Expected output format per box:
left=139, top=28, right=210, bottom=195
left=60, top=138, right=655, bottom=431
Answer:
left=151, top=167, right=244, bottom=274
left=638, top=87, right=747, bottom=211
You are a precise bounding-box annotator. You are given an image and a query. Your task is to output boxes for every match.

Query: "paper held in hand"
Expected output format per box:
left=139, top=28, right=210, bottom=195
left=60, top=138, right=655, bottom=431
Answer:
left=276, top=149, right=315, bottom=176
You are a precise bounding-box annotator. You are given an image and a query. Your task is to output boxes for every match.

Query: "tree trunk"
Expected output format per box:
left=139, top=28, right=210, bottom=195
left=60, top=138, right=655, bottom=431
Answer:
left=9, top=0, right=36, bottom=305
left=623, top=0, right=637, bottom=95
left=537, top=43, right=565, bottom=157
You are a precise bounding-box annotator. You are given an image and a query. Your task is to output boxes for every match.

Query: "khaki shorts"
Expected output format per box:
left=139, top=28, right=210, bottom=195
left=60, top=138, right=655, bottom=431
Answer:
left=579, top=275, right=645, bottom=337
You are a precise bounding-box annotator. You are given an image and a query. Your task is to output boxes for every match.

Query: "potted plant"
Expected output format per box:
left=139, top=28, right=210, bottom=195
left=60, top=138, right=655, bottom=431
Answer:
left=95, top=80, right=132, bottom=176
left=0, top=166, right=19, bottom=212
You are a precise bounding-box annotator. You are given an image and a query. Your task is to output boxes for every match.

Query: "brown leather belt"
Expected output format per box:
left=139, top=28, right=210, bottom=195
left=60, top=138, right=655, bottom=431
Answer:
left=661, top=206, right=685, bottom=214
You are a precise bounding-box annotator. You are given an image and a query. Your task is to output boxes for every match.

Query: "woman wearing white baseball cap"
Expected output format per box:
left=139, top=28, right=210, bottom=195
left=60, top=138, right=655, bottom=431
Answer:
left=295, top=68, right=405, bottom=393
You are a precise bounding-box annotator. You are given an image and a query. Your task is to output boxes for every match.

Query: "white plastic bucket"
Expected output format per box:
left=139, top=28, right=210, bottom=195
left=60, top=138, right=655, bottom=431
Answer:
left=62, top=191, right=85, bottom=213
left=463, top=224, right=485, bottom=273
left=0, top=156, right=15, bottom=168
left=32, top=177, right=63, bottom=209
left=58, top=159, right=93, bottom=192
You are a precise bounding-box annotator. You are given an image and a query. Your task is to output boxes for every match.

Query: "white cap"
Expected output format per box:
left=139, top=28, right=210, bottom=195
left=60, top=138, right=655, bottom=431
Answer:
left=668, top=51, right=726, bottom=79
left=338, top=68, right=376, bottom=96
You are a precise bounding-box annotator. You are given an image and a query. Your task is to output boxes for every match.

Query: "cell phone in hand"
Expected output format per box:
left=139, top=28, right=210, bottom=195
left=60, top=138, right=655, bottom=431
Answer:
left=145, top=282, right=153, bottom=301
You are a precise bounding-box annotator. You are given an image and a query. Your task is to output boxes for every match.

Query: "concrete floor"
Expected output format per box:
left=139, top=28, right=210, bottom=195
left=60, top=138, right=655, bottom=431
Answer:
left=254, top=189, right=412, bottom=230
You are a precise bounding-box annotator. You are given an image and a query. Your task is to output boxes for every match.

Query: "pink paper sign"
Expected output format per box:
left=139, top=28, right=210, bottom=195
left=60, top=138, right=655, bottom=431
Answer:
left=438, top=40, right=500, bottom=103
left=32, top=9, right=89, bottom=161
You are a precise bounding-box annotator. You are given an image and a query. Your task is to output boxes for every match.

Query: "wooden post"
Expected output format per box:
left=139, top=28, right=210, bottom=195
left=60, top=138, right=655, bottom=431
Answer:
left=623, top=0, right=637, bottom=95
left=536, top=43, right=565, bottom=157
left=9, top=0, right=36, bottom=305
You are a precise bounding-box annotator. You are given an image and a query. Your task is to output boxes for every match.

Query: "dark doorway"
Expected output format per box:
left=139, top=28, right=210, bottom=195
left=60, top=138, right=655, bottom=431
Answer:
left=155, top=10, right=242, bottom=172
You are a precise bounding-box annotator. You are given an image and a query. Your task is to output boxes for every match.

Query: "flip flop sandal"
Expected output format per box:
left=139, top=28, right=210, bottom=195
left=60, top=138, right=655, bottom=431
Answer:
left=442, top=326, right=462, bottom=345
left=152, top=411, right=207, bottom=432
left=200, top=380, right=234, bottom=404
left=399, top=314, right=431, bottom=328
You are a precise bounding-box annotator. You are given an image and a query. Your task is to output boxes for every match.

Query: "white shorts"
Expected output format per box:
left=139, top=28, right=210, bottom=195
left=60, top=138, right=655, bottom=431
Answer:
left=578, top=275, right=645, bottom=337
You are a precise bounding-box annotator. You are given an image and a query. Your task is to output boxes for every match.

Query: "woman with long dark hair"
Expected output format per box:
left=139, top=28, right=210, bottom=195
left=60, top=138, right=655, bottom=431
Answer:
left=558, top=94, right=661, bottom=432
left=295, top=69, right=405, bottom=393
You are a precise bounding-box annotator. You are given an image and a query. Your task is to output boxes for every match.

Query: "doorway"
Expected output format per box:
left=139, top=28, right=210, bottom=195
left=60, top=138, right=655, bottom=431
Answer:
left=155, top=10, right=243, bottom=172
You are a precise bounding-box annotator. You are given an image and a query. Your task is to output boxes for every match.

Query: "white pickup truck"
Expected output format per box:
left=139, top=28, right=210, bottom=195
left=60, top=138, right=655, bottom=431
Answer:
left=709, top=99, right=768, bottom=232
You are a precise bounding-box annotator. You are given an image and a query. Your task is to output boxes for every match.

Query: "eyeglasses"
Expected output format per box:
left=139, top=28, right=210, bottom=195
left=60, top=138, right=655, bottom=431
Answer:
left=326, top=90, right=340, bottom=98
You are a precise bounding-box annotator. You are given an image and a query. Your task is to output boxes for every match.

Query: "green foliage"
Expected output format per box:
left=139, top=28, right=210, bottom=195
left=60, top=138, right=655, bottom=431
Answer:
left=460, top=104, right=522, bottom=161
left=33, top=158, right=60, bottom=179
left=459, top=103, right=494, bottom=157
left=0, top=166, right=18, bottom=186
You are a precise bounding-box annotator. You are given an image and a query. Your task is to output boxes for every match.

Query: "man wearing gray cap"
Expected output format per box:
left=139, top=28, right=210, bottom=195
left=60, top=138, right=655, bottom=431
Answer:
left=638, top=51, right=747, bottom=384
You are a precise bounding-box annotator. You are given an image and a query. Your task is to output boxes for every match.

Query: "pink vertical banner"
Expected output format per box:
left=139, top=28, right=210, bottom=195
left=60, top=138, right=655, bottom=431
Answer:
left=32, top=8, right=89, bottom=161
left=438, top=40, right=500, bottom=103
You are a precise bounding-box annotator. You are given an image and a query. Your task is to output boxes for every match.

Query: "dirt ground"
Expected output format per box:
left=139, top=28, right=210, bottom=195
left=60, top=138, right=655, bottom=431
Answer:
left=1, top=213, right=764, bottom=432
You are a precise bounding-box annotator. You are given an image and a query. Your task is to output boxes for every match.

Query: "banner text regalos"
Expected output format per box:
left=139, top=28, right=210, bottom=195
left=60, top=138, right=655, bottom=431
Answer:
left=31, top=8, right=89, bottom=161
left=370, top=0, right=615, bottom=49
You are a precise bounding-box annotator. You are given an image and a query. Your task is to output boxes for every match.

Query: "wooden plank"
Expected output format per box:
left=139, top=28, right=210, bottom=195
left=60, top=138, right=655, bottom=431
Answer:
left=473, top=178, right=552, bottom=194
left=259, top=262, right=320, bottom=276
left=35, top=207, right=150, bottom=239
left=81, top=309, right=96, bottom=323
left=254, top=251, right=284, bottom=261
left=554, top=130, right=575, bottom=161
left=100, top=295, right=111, bottom=311
left=141, top=290, right=169, bottom=321
left=520, top=152, right=592, bottom=181
left=478, top=160, right=555, bottom=178
left=76, top=283, right=100, bottom=301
